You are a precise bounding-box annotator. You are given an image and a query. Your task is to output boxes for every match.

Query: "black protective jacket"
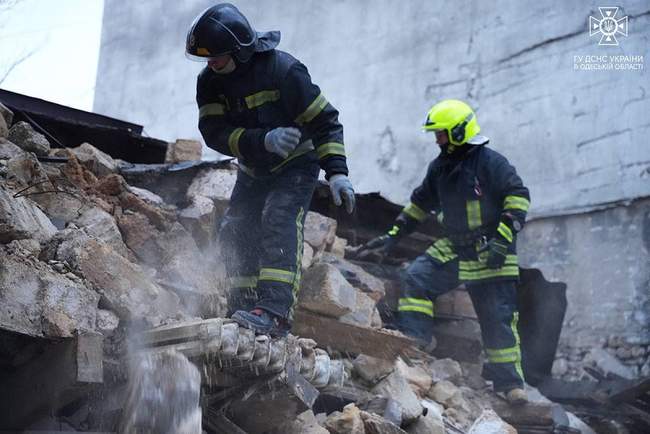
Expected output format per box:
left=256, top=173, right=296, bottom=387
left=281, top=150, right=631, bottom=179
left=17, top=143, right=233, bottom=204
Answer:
left=196, top=49, right=348, bottom=179
left=397, top=143, right=530, bottom=266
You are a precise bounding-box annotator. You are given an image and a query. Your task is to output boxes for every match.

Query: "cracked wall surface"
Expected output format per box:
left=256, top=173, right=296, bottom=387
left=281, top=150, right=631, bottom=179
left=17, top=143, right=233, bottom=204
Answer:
left=94, top=0, right=649, bottom=216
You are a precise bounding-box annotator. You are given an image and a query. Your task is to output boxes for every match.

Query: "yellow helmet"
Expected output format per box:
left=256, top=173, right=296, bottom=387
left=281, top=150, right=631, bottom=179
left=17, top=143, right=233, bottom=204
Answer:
left=423, top=99, right=480, bottom=146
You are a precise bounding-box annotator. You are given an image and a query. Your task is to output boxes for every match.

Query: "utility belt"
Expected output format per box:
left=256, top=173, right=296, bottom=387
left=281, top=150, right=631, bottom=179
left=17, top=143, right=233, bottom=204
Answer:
left=445, top=227, right=492, bottom=249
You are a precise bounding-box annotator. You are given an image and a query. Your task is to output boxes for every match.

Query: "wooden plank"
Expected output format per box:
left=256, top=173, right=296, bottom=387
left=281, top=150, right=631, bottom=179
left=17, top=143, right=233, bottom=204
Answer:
left=292, top=310, right=415, bottom=360
left=136, top=318, right=223, bottom=347
left=608, top=377, right=650, bottom=403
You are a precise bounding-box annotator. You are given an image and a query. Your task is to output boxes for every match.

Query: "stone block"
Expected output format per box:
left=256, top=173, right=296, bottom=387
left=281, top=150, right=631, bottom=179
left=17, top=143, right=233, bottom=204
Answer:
left=178, top=195, right=216, bottom=247
left=0, top=186, right=57, bottom=243
left=75, top=239, right=183, bottom=325
left=340, top=290, right=377, bottom=328
left=429, top=358, right=463, bottom=383
left=467, top=410, right=517, bottom=434
left=353, top=354, right=395, bottom=384
left=165, top=138, right=202, bottom=163
left=0, top=101, right=13, bottom=126
left=372, top=370, right=423, bottom=423
left=406, top=407, right=445, bottom=434
left=0, top=138, right=26, bottom=160
left=7, top=121, right=50, bottom=156
left=70, top=142, right=117, bottom=177
left=302, top=241, right=314, bottom=271
left=304, top=212, right=337, bottom=252
left=395, top=358, right=432, bottom=398
left=0, top=112, right=7, bottom=139
left=74, top=206, right=129, bottom=258
left=298, top=263, right=356, bottom=318
left=317, top=253, right=385, bottom=301
left=279, top=410, right=329, bottom=434
left=324, top=403, right=365, bottom=434
left=361, top=411, right=407, bottom=434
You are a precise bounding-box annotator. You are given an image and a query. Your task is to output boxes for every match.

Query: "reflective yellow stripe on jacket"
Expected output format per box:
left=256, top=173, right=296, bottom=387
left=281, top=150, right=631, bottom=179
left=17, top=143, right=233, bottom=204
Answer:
left=398, top=297, right=434, bottom=317
left=458, top=255, right=519, bottom=281
left=294, top=93, right=328, bottom=125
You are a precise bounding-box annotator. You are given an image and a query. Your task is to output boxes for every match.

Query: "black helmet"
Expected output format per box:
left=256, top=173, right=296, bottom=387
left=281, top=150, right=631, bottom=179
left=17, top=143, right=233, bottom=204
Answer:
left=186, top=3, right=259, bottom=63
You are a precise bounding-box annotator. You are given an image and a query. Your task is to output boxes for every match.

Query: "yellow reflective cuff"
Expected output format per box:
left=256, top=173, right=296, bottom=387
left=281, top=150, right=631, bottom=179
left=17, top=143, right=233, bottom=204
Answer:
left=199, top=103, right=226, bottom=118
left=485, top=312, right=523, bottom=380
left=466, top=200, right=482, bottom=230
left=245, top=90, right=280, bottom=109
left=228, top=128, right=245, bottom=159
left=403, top=202, right=428, bottom=222
left=503, top=195, right=530, bottom=212
left=398, top=298, right=434, bottom=317
left=388, top=225, right=400, bottom=236
left=295, top=93, right=328, bottom=125
left=316, top=142, right=346, bottom=159
left=497, top=222, right=513, bottom=243
left=486, top=347, right=521, bottom=363
left=229, top=276, right=258, bottom=289
left=259, top=268, right=296, bottom=285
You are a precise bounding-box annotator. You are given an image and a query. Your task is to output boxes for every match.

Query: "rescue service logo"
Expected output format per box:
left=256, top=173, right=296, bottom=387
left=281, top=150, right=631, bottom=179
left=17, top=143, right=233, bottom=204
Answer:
left=573, top=6, right=644, bottom=71
left=589, top=7, right=628, bottom=46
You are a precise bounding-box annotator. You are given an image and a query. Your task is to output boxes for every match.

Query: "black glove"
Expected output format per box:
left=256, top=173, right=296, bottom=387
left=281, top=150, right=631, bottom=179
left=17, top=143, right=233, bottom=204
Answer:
left=363, top=233, right=399, bottom=256
left=485, top=237, right=509, bottom=269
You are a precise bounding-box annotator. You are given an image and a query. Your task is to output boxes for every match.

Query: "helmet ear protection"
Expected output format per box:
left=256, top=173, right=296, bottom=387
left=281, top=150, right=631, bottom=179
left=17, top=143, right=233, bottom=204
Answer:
left=450, top=112, right=474, bottom=144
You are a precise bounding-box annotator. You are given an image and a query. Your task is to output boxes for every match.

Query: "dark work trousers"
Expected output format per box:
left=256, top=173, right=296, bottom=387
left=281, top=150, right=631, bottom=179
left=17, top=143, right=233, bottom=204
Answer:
left=219, top=159, right=319, bottom=320
left=397, top=254, right=524, bottom=392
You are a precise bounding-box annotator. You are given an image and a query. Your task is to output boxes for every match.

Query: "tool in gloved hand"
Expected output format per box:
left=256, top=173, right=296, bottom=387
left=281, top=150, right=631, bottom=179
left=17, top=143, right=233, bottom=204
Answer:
left=328, top=174, right=356, bottom=214
left=350, top=224, right=403, bottom=262
left=264, top=127, right=302, bottom=158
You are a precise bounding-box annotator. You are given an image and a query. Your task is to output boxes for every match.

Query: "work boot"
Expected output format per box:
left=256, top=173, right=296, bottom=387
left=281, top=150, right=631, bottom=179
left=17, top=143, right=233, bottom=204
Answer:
left=505, top=387, right=528, bottom=405
left=231, top=308, right=289, bottom=337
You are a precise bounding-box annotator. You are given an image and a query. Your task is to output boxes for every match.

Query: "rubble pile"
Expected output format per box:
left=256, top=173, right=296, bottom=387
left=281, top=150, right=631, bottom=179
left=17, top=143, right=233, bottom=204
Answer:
left=0, top=104, right=634, bottom=433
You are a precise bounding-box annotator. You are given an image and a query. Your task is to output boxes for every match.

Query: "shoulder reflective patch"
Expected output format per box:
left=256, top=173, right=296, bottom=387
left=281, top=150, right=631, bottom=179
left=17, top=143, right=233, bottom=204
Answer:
left=316, top=142, right=345, bottom=159
left=245, top=89, right=280, bottom=109
left=295, top=93, right=328, bottom=125
left=199, top=102, right=226, bottom=118
left=503, top=195, right=530, bottom=212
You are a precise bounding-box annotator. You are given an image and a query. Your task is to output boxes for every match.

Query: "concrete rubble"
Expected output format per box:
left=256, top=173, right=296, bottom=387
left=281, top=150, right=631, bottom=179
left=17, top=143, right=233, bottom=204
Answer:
left=0, top=116, right=643, bottom=433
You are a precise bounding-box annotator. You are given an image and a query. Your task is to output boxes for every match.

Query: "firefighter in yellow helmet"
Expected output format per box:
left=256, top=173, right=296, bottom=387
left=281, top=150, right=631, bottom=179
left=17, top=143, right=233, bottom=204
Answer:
left=359, top=99, right=531, bottom=404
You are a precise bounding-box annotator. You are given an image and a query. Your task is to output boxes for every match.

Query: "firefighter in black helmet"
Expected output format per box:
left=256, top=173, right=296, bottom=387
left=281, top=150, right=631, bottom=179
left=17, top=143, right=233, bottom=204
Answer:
left=186, top=4, right=355, bottom=336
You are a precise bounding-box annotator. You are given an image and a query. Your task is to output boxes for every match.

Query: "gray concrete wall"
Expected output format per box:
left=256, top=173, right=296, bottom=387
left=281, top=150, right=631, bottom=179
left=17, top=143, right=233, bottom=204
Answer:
left=94, top=0, right=650, bottom=215
left=519, top=198, right=650, bottom=348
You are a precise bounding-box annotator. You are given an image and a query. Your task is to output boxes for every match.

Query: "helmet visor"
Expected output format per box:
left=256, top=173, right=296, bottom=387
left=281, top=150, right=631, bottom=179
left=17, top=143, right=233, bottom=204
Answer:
left=185, top=51, right=233, bottom=62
